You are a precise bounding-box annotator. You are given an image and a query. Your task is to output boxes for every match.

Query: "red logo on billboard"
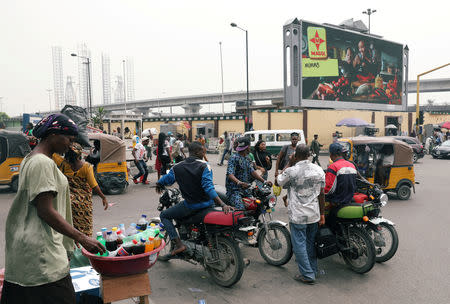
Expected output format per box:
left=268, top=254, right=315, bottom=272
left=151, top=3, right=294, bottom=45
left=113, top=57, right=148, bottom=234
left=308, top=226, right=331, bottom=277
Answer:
left=310, top=30, right=325, bottom=51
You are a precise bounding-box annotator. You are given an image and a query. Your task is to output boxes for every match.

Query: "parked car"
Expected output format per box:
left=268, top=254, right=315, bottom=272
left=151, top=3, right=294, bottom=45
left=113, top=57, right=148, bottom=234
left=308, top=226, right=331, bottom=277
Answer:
left=393, top=136, right=424, bottom=163
left=431, top=140, right=450, bottom=159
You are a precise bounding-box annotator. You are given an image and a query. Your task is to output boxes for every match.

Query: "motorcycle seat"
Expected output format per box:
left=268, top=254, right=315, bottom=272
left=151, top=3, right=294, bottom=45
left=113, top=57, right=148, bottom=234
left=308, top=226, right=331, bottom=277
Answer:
left=177, top=208, right=214, bottom=225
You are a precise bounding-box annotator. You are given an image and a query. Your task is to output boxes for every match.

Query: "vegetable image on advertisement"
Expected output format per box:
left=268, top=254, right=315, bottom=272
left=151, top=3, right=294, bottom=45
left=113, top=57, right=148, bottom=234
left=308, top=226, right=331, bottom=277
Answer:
left=301, top=21, right=403, bottom=105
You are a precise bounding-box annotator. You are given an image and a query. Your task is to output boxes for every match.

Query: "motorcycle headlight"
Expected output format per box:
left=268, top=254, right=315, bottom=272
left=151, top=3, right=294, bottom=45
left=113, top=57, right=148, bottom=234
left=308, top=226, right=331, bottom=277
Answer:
left=379, top=193, right=388, bottom=207
left=268, top=195, right=277, bottom=208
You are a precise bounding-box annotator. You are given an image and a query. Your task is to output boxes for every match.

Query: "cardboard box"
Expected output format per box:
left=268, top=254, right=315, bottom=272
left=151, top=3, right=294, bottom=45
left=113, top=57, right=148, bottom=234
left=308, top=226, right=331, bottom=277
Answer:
left=70, top=266, right=101, bottom=303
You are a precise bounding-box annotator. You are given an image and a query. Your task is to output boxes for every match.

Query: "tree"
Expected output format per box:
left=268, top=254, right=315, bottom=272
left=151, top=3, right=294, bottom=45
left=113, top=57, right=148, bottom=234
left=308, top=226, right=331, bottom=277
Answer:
left=92, top=107, right=106, bottom=129
left=0, top=112, right=9, bottom=121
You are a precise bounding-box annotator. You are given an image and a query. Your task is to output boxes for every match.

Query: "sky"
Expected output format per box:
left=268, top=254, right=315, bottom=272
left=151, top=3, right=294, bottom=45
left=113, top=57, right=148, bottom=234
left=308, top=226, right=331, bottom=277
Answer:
left=1, top=0, right=449, bottom=117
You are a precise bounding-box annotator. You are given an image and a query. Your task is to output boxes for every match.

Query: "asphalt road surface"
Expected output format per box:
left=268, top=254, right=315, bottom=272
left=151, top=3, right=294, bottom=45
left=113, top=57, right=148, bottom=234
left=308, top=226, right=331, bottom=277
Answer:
left=1, top=153, right=449, bottom=304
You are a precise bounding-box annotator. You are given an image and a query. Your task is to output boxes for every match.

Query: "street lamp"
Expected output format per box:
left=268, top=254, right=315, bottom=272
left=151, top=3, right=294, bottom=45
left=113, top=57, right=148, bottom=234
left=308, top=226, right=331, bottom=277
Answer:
left=231, top=22, right=250, bottom=131
left=362, top=8, right=377, bottom=34
left=71, top=53, right=92, bottom=117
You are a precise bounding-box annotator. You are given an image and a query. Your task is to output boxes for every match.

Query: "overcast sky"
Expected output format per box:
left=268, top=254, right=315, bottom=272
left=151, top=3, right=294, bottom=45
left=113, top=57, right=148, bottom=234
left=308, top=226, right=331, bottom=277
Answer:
left=1, top=0, right=449, bottom=116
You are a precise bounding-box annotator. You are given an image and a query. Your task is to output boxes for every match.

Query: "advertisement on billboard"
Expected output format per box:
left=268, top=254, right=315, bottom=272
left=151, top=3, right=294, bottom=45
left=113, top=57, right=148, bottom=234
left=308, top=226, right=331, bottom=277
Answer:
left=301, top=21, right=404, bottom=108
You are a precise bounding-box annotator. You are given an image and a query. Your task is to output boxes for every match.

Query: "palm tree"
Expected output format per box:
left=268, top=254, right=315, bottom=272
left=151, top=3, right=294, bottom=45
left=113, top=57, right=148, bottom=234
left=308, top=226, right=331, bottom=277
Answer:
left=92, top=107, right=106, bottom=129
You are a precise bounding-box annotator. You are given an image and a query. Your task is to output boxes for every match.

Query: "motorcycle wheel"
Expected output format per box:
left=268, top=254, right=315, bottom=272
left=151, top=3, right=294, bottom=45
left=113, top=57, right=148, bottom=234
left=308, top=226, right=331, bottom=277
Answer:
left=158, top=234, right=172, bottom=261
left=257, top=225, right=293, bottom=266
left=206, top=236, right=244, bottom=288
left=342, top=227, right=376, bottom=274
left=374, top=223, right=399, bottom=263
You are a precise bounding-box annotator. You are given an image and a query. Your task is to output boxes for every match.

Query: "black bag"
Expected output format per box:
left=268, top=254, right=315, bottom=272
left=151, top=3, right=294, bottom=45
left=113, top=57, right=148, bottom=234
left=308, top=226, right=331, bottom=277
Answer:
left=61, top=105, right=91, bottom=147
left=315, top=226, right=339, bottom=259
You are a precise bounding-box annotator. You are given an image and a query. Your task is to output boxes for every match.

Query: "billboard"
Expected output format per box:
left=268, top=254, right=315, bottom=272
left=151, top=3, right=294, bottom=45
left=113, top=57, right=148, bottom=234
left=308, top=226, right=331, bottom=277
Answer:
left=283, top=19, right=407, bottom=111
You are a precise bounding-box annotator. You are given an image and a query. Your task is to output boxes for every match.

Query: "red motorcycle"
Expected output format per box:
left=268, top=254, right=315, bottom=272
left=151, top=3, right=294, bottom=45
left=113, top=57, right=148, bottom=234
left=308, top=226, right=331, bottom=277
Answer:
left=154, top=188, right=255, bottom=287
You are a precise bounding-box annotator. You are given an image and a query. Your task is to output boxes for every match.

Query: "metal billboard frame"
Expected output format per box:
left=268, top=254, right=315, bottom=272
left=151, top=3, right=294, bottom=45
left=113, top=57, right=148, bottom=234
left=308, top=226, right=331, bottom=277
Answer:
left=283, top=18, right=408, bottom=111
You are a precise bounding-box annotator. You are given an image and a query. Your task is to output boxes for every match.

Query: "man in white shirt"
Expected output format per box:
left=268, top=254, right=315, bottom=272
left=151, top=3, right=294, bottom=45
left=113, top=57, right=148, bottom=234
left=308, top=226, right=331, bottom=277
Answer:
left=172, top=133, right=186, bottom=163
left=276, top=144, right=325, bottom=284
left=132, top=137, right=150, bottom=184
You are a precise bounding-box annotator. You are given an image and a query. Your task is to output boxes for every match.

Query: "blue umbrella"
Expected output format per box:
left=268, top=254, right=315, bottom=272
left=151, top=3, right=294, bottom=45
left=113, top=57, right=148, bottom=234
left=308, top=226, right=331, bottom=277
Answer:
left=336, top=118, right=370, bottom=127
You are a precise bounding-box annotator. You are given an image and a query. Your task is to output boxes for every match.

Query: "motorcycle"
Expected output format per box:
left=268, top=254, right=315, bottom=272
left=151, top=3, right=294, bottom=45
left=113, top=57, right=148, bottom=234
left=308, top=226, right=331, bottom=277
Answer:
left=215, top=183, right=293, bottom=266
left=154, top=187, right=255, bottom=287
left=354, top=179, right=399, bottom=263
left=321, top=200, right=377, bottom=274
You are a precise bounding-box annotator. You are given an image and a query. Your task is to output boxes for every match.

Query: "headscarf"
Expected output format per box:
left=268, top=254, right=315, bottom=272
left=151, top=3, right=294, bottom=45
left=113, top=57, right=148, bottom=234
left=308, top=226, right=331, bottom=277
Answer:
left=33, top=114, right=78, bottom=139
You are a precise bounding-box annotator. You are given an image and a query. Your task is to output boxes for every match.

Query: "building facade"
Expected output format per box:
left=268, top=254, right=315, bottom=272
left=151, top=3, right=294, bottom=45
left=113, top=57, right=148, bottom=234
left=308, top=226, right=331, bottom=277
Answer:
left=51, top=46, right=65, bottom=111
left=101, top=53, right=112, bottom=105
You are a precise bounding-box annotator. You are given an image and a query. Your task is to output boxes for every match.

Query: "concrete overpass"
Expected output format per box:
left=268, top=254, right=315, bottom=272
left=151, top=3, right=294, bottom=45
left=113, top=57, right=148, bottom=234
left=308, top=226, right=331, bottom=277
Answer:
left=93, top=78, right=450, bottom=114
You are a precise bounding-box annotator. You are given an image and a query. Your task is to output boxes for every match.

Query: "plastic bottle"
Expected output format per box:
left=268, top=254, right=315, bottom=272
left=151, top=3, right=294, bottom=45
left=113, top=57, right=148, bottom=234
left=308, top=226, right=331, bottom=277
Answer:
left=154, top=233, right=163, bottom=249
left=134, top=238, right=146, bottom=255
left=96, top=232, right=108, bottom=257
left=116, top=230, right=124, bottom=246
left=101, top=227, right=108, bottom=239
left=126, top=223, right=138, bottom=237
left=119, top=224, right=126, bottom=235
left=123, top=241, right=135, bottom=255
left=145, top=237, right=155, bottom=252
left=105, top=231, right=118, bottom=251
left=136, top=215, right=148, bottom=231
left=111, top=227, right=118, bottom=237
left=108, top=246, right=130, bottom=257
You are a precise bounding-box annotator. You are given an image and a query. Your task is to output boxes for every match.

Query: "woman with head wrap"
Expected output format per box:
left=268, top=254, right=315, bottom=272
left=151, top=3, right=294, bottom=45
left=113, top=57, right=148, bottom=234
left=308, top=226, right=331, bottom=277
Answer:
left=1, top=114, right=105, bottom=304
left=53, top=142, right=109, bottom=237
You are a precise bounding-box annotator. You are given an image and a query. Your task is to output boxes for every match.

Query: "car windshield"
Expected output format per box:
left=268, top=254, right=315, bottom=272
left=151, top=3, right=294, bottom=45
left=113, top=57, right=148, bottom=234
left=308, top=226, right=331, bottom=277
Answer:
left=442, top=141, right=450, bottom=147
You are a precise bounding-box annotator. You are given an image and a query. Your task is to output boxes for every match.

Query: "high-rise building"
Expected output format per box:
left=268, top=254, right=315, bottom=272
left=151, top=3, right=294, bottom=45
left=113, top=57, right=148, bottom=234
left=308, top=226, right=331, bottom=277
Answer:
left=125, top=58, right=135, bottom=101
left=65, top=76, right=77, bottom=106
left=77, top=43, right=92, bottom=109
left=52, top=46, right=65, bottom=111
left=101, top=53, right=112, bottom=105
left=114, top=76, right=124, bottom=103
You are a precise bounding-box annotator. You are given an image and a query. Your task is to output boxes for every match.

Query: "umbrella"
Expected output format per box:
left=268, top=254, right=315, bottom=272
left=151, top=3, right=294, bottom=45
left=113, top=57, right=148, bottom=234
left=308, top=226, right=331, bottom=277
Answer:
left=385, top=124, right=398, bottom=129
left=336, top=118, right=371, bottom=127
left=439, top=121, right=450, bottom=129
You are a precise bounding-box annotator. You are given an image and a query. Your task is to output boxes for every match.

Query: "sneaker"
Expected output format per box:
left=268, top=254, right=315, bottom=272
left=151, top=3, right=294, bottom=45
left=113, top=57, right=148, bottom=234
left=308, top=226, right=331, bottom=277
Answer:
left=133, top=178, right=139, bottom=184
left=143, top=180, right=150, bottom=185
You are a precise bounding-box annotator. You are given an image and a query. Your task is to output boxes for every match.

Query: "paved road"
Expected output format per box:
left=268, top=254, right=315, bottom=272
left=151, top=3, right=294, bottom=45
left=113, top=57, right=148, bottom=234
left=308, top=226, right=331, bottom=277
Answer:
left=1, top=154, right=449, bottom=303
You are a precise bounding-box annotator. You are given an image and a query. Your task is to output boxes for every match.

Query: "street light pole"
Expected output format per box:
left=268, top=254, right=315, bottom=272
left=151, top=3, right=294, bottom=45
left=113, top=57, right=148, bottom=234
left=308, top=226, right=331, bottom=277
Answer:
left=362, top=8, right=377, bottom=34
left=71, top=53, right=92, bottom=117
left=231, top=22, right=250, bottom=131
left=219, top=41, right=225, bottom=116
left=46, top=89, right=52, bottom=111
left=122, top=60, right=127, bottom=113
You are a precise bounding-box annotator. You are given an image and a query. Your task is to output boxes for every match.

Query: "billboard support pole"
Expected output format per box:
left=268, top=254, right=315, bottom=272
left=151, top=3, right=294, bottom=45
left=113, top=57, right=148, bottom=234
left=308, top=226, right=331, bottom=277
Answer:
left=416, top=62, right=450, bottom=134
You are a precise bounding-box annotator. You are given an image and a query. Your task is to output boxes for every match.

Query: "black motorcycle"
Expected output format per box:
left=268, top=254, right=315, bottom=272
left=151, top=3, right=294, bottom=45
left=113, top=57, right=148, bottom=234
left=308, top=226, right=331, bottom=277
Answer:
left=215, top=183, right=293, bottom=266
left=154, top=187, right=255, bottom=287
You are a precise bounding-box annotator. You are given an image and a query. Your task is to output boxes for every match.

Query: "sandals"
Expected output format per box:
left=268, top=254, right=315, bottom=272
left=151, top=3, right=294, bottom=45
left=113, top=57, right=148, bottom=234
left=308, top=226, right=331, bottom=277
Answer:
left=293, top=274, right=315, bottom=285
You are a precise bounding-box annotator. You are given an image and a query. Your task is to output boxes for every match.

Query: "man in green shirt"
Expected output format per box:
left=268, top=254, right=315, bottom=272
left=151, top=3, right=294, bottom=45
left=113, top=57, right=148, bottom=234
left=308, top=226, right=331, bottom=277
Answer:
left=310, top=134, right=323, bottom=167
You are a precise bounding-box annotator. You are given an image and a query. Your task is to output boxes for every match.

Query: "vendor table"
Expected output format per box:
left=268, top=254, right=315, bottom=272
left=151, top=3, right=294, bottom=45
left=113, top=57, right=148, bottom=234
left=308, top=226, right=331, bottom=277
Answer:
left=101, top=272, right=151, bottom=304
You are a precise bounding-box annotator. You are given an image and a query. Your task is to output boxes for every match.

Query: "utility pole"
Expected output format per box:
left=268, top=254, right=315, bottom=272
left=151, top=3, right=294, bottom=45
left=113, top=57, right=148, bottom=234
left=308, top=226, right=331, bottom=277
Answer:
left=362, top=8, right=377, bottom=34
left=122, top=60, right=127, bottom=114
left=219, top=41, right=225, bottom=116
left=46, top=89, right=53, bottom=111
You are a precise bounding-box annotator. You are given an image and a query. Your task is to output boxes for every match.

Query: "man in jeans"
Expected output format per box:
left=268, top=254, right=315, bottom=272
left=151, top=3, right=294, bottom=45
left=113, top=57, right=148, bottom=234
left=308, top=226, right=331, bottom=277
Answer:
left=219, top=131, right=231, bottom=166
left=276, top=144, right=325, bottom=284
left=132, top=137, right=150, bottom=184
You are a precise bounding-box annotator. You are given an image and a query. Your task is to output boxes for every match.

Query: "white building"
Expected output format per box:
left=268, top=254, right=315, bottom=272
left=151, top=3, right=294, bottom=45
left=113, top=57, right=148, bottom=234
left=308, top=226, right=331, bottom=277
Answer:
left=77, top=43, right=92, bottom=110
left=114, top=75, right=124, bottom=103
left=51, top=46, right=65, bottom=111
left=65, top=76, right=77, bottom=106
left=125, top=58, right=135, bottom=101
left=101, top=53, right=112, bottom=105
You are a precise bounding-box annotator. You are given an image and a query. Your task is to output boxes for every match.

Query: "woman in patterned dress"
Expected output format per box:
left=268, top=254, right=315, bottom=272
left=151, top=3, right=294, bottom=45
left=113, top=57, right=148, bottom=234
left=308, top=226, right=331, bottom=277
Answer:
left=53, top=143, right=108, bottom=237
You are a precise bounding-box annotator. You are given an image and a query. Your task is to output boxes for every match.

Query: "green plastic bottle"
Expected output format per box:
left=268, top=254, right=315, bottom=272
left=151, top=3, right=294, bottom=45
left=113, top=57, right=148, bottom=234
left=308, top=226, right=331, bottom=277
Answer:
left=96, top=232, right=108, bottom=256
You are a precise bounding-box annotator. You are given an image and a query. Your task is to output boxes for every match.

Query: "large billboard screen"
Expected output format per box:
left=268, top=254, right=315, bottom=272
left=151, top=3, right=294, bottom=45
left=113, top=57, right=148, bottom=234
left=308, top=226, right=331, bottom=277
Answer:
left=283, top=19, right=407, bottom=111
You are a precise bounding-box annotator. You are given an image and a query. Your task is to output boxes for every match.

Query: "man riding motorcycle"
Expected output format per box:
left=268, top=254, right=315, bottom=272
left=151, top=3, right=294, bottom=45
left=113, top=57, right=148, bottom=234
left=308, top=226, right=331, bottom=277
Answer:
left=324, top=143, right=358, bottom=228
left=156, top=141, right=233, bottom=255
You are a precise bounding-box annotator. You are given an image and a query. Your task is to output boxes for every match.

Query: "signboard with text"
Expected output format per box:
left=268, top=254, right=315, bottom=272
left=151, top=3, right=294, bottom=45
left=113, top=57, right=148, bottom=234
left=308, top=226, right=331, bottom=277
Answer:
left=283, top=19, right=407, bottom=111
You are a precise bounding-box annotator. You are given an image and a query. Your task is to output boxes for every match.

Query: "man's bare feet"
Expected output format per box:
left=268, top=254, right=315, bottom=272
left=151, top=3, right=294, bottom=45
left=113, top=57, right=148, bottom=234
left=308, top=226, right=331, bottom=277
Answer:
left=171, top=238, right=186, bottom=255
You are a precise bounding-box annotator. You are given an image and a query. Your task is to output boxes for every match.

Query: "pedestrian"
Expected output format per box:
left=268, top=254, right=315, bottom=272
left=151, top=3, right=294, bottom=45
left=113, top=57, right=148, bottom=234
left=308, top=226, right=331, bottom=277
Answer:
left=253, top=140, right=272, bottom=187
left=52, top=143, right=109, bottom=237
left=276, top=144, right=325, bottom=285
left=132, top=137, right=150, bottom=184
left=157, top=132, right=172, bottom=176
left=198, top=134, right=209, bottom=162
left=1, top=114, right=105, bottom=304
left=172, top=133, right=186, bottom=163
left=145, top=134, right=153, bottom=161
left=310, top=134, right=323, bottom=167
left=218, top=131, right=231, bottom=166
left=275, top=132, right=299, bottom=178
